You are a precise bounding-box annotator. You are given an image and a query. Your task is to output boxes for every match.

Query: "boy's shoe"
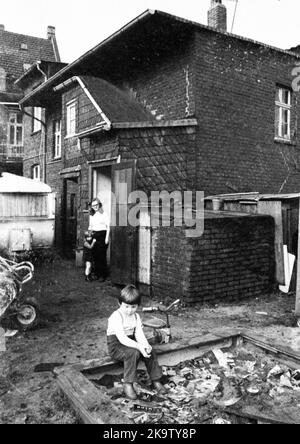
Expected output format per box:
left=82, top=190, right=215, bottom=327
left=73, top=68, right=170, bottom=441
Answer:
left=85, top=275, right=93, bottom=282
left=153, top=380, right=167, bottom=394
left=123, top=383, right=137, bottom=400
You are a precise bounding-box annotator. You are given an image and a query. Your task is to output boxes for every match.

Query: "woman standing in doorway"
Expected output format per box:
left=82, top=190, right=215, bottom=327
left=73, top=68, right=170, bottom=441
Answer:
left=88, top=198, right=110, bottom=281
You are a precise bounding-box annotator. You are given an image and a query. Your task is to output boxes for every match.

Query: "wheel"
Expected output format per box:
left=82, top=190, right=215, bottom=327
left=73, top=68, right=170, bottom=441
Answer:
left=15, top=303, right=39, bottom=330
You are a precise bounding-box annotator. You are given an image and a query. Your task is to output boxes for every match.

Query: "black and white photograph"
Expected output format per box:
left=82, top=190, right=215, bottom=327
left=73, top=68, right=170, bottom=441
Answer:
left=1, top=0, right=300, bottom=428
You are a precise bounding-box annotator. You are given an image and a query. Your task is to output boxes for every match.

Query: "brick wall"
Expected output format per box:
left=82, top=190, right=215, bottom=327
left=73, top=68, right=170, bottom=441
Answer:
left=193, top=30, right=300, bottom=195
left=151, top=213, right=275, bottom=304
left=107, top=34, right=196, bottom=121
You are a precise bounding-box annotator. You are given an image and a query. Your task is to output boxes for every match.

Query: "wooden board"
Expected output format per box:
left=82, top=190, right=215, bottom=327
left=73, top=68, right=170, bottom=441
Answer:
left=257, top=200, right=285, bottom=285
left=295, top=200, right=300, bottom=317
left=56, top=368, right=133, bottom=424
left=226, top=404, right=300, bottom=425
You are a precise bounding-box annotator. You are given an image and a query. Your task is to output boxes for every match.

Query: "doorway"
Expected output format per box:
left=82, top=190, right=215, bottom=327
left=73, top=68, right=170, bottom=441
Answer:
left=63, top=177, right=79, bottom=256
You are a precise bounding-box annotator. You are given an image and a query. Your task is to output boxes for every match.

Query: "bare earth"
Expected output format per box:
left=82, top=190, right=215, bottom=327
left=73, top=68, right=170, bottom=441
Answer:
left=0, top=257, right=300, bottom=424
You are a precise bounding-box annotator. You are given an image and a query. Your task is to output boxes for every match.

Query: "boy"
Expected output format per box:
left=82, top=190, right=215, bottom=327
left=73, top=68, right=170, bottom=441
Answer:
left=107, top=285, right=166, bottom=400
left=83, top=231, right=96, bottom=282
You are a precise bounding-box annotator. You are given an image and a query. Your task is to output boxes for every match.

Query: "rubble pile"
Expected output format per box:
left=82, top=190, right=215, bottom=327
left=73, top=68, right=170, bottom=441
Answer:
left=96, top=345, right=300, bottom=424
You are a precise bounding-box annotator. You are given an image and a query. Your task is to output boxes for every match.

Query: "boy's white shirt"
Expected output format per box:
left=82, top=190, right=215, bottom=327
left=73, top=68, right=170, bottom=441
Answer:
left=107, top=309, right=150, bottom=350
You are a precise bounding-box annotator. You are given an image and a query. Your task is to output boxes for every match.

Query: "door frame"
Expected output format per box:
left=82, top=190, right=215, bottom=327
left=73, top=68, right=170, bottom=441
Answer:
left=62, top=174, right=80, bottom=255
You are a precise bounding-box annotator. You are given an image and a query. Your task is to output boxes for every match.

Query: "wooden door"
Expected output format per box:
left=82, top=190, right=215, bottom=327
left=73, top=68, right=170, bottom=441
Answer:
left=63, top=178, right=79, bottom=255
left=110, top=161, right=137, bottom=285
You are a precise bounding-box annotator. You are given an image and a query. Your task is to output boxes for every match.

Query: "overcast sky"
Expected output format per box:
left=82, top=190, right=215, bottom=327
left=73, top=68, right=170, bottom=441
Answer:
left=2, top=0, right=300, bottom=63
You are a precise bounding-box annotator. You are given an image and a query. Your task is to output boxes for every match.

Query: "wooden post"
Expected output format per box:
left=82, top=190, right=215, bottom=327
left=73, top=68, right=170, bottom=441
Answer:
left=257, top=200, right=285, bottom=285
left=295, top=200, right=300, bottom=318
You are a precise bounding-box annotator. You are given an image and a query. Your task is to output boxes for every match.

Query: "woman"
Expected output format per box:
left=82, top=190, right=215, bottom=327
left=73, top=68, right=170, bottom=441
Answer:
left=88, top=198, right=110, bottom=281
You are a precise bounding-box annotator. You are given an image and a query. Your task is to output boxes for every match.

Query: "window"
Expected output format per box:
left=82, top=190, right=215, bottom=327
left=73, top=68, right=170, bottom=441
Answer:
left=275, top=87, right=292, bottom=140
left=66, top=100, right=76, bottom=136
left=32, top=164, right=40, bottom=181
left=54, top=119, right=61, bottom=158
left=8, top=112, right=23, bottom=146
left=33, top=107, right=42, bottom=133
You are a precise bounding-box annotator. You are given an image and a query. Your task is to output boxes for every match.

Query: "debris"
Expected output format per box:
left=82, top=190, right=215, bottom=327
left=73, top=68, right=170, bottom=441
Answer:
left=4, top=329, right=18, bottom=338
left=214, top=396, right=242, bottom=407
left=0, top=328, right=5, bottom=352
left=255, top=312, right=268, bottom=316
left=247, top=385, right=260, bottom=395
left=279, top=373, right=293, bottom=389
left=134, top=413, right=149, bottom=424
left=34, top=363, right=64, bottom=373
left=213, top=349, right=235, bottom=369
left=213, top=418, right=232, bottom=424
left=267, top=365, right=284, bottom=379
left=133, top=404, right=162, bottom=414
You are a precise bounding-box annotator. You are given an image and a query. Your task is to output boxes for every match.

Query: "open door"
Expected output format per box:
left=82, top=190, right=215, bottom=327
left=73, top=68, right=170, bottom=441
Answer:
left=110, top=161, right=137, bottom=285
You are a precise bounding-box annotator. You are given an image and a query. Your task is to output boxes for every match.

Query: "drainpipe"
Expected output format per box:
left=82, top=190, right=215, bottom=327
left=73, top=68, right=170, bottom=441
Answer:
left=36, top=61, right=47, bottom=83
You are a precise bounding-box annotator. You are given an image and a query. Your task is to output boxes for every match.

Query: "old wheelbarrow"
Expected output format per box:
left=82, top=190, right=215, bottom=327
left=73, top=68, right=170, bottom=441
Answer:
left=0, top=256, right=39, bottom=330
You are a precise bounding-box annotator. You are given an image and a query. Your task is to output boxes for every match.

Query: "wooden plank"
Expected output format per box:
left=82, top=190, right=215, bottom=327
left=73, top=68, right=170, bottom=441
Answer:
left=55, top=334, right=240, bottom=375
left=225, top=404, right=300, bottom=425
left=56, top=369, right=133, bottom=424
left=257, top=200, right=284, bottom=284
left=295, top=200, right=300, bottom=317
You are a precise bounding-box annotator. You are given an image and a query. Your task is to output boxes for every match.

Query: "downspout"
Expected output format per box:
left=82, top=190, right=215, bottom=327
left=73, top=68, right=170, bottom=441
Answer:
left=36, top=61, right=47, bottom=83
left=19, top=104, right=47, bottom=183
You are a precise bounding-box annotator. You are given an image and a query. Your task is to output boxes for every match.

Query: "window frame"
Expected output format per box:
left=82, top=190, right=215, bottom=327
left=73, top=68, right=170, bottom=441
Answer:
left=32, top=164, right=41, bottom=181
left=66, top=100, right=77, bottom=137
left=8, top=111, right=23, bottom=146
left=32, top=107, right=42, bottom=134
left=275, top=86, right=292, bottom=141
left=54, top=119, right=62, bottom=159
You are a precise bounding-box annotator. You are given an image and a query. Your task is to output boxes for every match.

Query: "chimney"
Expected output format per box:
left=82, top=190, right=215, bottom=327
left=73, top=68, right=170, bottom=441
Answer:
left=0, top=25, right=5, bottom=32
left=47, top=25, right=55, bottom=39
left=208, top=0, right=227, bottom=32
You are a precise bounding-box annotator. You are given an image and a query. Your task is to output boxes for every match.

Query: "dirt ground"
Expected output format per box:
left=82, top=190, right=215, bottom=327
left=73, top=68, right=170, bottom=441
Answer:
left=1, top=257, right=300, bottom=424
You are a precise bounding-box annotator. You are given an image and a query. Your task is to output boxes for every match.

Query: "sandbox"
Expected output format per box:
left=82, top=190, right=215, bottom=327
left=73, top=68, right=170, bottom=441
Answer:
left=54, top=330, right=300, bottom=424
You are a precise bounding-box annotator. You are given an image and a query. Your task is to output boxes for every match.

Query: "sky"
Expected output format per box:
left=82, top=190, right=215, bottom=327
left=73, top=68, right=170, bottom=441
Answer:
left=2, top=0, right=300, bottom=63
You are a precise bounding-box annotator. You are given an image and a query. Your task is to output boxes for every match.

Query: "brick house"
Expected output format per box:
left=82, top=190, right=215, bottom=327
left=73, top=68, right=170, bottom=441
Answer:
left=19, top=4, right=300, bottom=301
left=0, top=24, right=61, bottom=175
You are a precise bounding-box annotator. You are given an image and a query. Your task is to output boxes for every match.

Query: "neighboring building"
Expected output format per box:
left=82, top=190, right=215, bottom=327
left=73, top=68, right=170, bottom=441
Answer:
left=0, top=24, right=61, bottom=175
left=19, top=4, right=299, bottom=300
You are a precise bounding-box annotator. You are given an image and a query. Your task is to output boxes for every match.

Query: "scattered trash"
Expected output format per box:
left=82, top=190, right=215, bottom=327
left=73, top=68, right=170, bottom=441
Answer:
left=214, top=418, right=232, bottom=424
left=255, top=312, right=268, bottom=316
left=34, top=363, right=64, bottom=373
left=267, top=365, right=284, bottom=379
left=100, top=345, right=300, bottom=425
left=133, top=404, right=162, bottom=414
left=247, top=385, right=260, bottom=395
left=279, top=373, right=293, bottom=389
left=4, top=329, right=18, bottom=338
left=0, top=327, right=5, bottom=352
left=213, top=349, right=235, bottom=369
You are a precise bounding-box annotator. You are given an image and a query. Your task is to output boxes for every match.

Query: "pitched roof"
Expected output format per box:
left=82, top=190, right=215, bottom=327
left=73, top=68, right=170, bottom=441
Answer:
left=0, top=172, right=51, bottom=193
left=0, top=29, right=59, bottom=83
left=79, top=76, right=154, bottom=124
left=20, top=9, right=300, bottom=107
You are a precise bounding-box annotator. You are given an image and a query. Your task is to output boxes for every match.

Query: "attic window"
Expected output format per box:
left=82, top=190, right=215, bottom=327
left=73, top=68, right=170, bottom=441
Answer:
left=20, top=43, right=28, bottom=50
